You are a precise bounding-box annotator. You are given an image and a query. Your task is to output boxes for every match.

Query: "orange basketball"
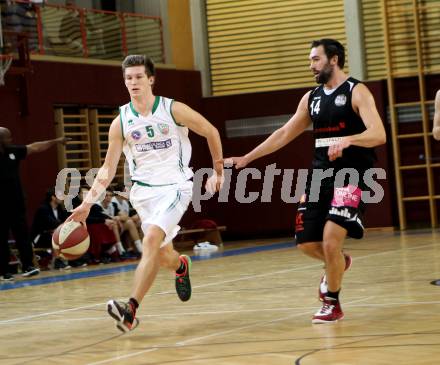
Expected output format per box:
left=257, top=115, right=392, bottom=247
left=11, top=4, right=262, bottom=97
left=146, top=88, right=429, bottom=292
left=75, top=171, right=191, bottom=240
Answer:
left=52, top=221, right=90, bottom=260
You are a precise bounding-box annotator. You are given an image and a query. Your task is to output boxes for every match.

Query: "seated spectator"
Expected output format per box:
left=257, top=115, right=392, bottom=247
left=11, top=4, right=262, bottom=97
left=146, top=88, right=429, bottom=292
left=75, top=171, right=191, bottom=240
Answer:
left=99, top=189, right=142, bottom=257
left=112, top=182, right=141, bottom=231
left=73, top=186, right=118, bottom=263
left=30, top=188, right=70, bottom=270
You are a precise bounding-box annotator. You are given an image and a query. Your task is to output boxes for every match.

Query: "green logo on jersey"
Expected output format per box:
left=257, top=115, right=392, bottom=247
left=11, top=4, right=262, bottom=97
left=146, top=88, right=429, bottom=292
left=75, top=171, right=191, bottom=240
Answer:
left=158, top=123, right=169, bottom=135
left=128, top=119, right=134, bottom=126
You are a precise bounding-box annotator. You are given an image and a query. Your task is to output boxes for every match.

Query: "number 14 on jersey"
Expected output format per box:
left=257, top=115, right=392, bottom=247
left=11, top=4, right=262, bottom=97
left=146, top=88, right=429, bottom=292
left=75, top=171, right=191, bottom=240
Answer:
left=310, top=99, right=321, bottom=115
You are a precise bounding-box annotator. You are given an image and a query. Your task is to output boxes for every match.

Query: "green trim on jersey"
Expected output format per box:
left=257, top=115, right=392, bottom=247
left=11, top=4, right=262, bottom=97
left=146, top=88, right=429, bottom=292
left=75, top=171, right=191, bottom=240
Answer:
left=152, top=95, right=160, bottom=114
left=166, top=191, right=181, bottom=212
left=133, top=180, right=176, bottom=187
left=129, top=96, right=160, bottom=117
left=129, top=101, right=139, bottom=117
left=119, top=106, right=124, bottom=139
left=178, top=139, right=185, bottom=175
left=170, top=99, right=185, bottom=127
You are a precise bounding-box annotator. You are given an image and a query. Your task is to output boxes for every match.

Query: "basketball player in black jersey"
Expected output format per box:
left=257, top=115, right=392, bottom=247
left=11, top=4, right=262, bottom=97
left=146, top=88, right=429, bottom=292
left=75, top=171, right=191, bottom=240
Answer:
left=227, top=39, right=386, bottom=323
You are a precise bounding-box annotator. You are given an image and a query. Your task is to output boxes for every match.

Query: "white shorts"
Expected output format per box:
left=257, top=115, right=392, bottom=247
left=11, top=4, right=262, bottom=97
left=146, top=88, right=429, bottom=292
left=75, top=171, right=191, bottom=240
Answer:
left=129, top=180, right=193, bottom=247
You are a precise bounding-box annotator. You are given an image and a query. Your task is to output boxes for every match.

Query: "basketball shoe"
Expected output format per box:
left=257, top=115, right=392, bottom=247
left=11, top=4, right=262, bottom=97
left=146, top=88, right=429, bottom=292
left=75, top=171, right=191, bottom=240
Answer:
left=312, top=296, right=344, bottom=324
left=0, top=273, right=14, bottom=282
left=175, top=255, right=192, bottom=302
left=22, top=266, right=40, bottom=277
left=107, top=299, right=139, bottom=333
left=318, top=253, right=352, bottom=301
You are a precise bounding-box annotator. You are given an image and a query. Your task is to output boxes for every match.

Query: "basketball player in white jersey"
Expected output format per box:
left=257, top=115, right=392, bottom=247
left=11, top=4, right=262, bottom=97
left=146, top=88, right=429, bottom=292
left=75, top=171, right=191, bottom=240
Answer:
left=68, top=55, right=224, bottom=332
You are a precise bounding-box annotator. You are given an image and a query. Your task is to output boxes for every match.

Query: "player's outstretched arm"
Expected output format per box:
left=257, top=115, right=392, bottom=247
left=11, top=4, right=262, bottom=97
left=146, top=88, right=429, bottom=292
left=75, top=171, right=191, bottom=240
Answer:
left=171, top=101, right=224, bottom=193
left=68, top=117, right=123, bottom=223
left=226, top=91, right=312, bottom=169
left=433, top=90, right=440, bottom=141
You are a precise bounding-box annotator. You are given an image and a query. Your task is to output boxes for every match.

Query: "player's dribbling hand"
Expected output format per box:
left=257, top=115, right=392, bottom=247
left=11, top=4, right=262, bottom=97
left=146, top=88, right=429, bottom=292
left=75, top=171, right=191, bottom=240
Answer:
left=328, top=137, right=351, bottom=161
left=66, top=203, right=90, bottom=226
left=223, top=156, right=249, bottom=169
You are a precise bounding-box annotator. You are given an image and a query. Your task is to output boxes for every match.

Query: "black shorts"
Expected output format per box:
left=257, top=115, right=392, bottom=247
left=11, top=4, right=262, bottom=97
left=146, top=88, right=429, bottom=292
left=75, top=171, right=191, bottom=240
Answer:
left=295, top=181, right=366, bottom=244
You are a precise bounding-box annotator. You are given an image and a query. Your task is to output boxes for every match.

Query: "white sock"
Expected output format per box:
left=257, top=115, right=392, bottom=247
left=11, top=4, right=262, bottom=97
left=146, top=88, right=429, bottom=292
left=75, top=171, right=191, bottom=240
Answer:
left=106, top=245, right=117, bottom=254
left=116, top=242, right=125, bottom=255
left=134, top=239, right=143, bottom=253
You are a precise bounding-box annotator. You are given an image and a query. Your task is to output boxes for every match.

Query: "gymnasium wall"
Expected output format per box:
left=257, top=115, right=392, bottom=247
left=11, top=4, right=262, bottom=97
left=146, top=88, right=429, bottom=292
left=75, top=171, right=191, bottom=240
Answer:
left=0, top=60, right=203, bottom=226
left=0, top=60, right=397, bottom=238
left=198, top=81, right=394, bottom=237
left=204, top=0, right=348, bottom=96
left=167, top=0, right=194, bottom=69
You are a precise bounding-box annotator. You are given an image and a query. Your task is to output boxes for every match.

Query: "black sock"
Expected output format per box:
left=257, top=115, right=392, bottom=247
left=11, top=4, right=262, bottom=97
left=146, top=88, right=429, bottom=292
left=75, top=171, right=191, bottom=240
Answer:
left=129, top=297, right=139, bottom=313
left=176, top=259, right=186, bottom=274
left=326, top=290, right=340, bottom=301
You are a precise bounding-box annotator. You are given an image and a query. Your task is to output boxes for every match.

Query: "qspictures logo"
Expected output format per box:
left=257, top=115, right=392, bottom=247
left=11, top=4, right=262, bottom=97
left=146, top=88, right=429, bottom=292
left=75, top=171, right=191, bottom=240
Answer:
left=55, top=163, right=386, bottom=213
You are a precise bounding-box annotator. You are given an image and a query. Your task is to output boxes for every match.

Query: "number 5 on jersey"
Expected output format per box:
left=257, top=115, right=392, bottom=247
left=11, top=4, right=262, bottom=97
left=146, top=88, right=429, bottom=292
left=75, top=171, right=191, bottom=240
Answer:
left=145, top=125, right=155, bottom=138
left=310, top=99, right=321, bottom=115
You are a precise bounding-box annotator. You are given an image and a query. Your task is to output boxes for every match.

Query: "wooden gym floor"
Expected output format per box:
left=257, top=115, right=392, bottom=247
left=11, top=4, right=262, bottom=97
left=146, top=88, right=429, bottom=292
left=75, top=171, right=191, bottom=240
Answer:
left=1, top=229, right=439, bottom=365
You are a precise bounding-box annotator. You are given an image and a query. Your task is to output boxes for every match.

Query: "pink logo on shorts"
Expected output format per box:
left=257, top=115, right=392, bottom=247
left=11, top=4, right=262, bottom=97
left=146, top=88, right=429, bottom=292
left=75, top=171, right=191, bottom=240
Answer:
left=331, top=185, right=361, bottom=208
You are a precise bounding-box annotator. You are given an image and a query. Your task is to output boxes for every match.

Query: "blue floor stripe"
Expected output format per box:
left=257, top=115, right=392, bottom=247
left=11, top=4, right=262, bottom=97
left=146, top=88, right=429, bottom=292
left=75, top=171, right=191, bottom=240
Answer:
left=0, top=241, right=295, bottom=291
left=190, top=241, right=295, bottom=261
left=0, top=264, right=138, bottom=291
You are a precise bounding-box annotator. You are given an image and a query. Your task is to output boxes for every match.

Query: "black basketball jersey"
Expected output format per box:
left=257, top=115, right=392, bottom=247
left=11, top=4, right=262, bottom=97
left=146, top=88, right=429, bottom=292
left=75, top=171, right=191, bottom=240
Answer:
left=307, top=77, right=376, bottom=170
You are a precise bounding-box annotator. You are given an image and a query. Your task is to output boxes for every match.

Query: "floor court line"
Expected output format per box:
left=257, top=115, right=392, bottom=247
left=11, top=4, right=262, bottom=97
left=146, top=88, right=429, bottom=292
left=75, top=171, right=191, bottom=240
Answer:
left=0, top=241, right=436, bottom=325
left=82, top=296, right=374, bottom=365
left=176, top=296, right=375, bottom=346
left=0, top=242, right=295, bottom=292
left=86, top=348, right=159, bottom=365
left=1, top=238, right=434, bottom=292
left=6, top=298, right=440, bottom=326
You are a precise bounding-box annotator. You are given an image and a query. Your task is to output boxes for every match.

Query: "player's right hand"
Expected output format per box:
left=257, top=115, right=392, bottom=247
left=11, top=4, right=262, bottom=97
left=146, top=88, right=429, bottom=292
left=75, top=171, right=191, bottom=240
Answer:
left=223, top=156, right=249, bottom=169
left=66, top=203, right=90, bottom=226
left=205, top=170, right=224, bottom=194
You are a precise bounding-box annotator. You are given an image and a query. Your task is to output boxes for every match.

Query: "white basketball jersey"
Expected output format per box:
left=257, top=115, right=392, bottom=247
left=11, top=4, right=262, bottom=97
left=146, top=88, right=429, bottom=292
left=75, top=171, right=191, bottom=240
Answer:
left=119, top=96, right=193, bottom=186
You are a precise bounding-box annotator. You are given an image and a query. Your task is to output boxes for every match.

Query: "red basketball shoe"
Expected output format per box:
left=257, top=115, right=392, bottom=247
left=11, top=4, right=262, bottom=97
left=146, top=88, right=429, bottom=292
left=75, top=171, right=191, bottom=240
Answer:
left=312, top=297, right=344, bottom=324
left=107, top=299, right=139, bottom=333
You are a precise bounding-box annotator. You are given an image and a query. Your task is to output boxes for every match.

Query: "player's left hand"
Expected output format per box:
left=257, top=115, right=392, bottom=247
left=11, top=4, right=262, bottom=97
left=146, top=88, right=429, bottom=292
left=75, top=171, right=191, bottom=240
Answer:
left=205, top=170, right=224, bottom=194
left=328, top=137, right=351, bottom=161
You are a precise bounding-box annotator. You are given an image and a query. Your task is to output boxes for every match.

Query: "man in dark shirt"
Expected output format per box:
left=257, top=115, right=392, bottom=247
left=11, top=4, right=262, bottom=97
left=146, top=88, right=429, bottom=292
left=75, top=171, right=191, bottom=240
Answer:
left=31, top=189, right=69, bottom=247
left=227, top=39, right=386, bottom=323
left=31, top=188, right=70, bottom=269
left=0, top=127, right=68, bottom=281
